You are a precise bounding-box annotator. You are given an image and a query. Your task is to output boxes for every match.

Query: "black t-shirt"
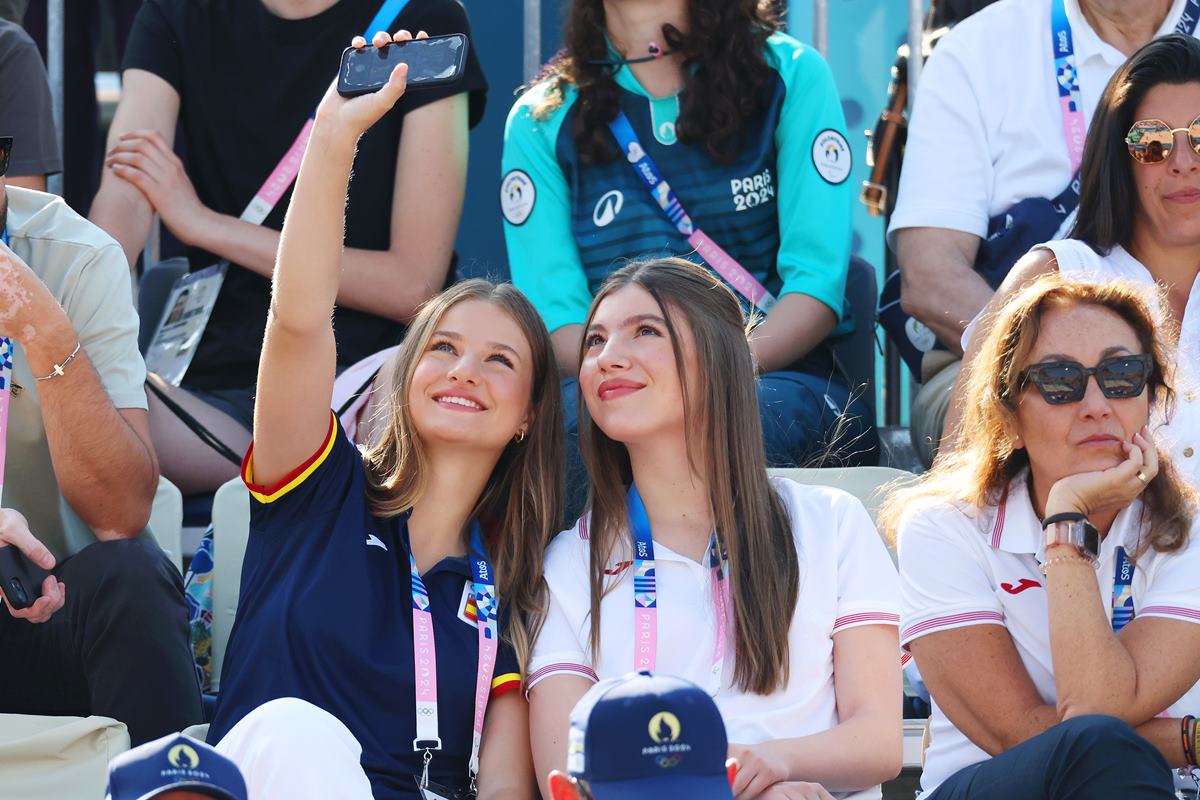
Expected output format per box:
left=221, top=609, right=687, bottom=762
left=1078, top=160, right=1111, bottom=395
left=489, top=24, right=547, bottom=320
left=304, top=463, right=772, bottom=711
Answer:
left=123, top=0, right=487, bottom=391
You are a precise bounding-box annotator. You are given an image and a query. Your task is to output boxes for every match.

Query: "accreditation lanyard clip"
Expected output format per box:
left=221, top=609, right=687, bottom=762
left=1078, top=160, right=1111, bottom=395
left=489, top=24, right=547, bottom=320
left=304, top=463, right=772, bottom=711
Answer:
left=1050, top=0, right=1200, bottom=174
left=606, top=111, right=776, bottom=315
left=627, top=485, right=731, bottom=693
left=1111, top=545, right=1135, bottom=633
left=408, top=521, right=500, bottom=794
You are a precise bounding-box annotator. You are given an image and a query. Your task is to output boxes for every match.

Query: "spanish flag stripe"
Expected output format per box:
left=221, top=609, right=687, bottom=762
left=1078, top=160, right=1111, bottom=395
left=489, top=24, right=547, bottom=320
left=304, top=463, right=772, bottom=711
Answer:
left=242, top=413, right=338, bottom=504
left=491, top=673, right=522, bottom=699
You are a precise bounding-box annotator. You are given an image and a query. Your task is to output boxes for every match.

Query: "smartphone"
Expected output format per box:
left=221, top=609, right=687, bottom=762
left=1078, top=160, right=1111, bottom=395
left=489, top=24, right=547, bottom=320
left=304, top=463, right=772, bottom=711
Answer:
left=0, top=545, right=51, bottom=611
left=337, top=33, right=469, bottom=98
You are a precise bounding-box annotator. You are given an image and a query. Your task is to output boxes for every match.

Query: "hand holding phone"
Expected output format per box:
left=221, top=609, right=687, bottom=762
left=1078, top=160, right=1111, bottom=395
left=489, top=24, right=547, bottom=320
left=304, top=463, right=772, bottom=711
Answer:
left=0, top=508, right=64, bottom=623
left=338, top=32, right=468, bottom=98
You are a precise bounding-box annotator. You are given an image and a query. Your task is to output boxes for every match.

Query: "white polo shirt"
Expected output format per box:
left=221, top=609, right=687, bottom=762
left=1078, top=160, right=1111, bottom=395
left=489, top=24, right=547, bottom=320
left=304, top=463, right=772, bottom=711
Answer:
left=888, top=0, right=1196, bottom=246
left=1038, top=238, right=1200, bottom=481
left=898, top=471, right=1200, bottom=795
left=530, top=478, right=900, bottom=800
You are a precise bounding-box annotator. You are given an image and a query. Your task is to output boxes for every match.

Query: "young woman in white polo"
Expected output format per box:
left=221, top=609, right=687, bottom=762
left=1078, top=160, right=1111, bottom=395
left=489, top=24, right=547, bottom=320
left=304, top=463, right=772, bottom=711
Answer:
left=883, top=274, right=1200, bottom=799
left=528, top=258, right=902, bottom=800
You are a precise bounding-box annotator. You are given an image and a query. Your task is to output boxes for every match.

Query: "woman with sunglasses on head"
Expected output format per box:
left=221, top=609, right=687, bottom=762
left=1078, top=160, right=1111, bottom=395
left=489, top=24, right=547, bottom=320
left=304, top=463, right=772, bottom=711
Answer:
left=945, top=33, right=1200, bottom=477
left=202, top=31, right=561, bottom=800
left=882, top=273, right=1200, bottom=799
left=528, top=258, right=903, bottom=800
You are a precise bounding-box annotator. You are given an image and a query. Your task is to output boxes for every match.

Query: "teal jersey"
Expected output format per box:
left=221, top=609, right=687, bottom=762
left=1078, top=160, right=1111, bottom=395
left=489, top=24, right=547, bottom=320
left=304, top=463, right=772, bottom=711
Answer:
left=501, top=32, right=853, bottom=347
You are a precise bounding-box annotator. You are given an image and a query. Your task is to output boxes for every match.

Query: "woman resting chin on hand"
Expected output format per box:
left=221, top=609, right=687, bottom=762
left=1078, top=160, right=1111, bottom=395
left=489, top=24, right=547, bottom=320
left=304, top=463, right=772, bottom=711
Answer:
left=884, top=272, right=1200, bottom=800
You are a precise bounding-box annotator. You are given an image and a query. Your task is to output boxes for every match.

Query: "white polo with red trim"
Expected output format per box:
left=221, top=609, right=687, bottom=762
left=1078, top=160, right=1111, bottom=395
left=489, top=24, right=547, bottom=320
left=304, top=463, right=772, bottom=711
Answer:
left=530, top=478, right=900, bottom=765
left=898, top=471, right=1200, bottom=795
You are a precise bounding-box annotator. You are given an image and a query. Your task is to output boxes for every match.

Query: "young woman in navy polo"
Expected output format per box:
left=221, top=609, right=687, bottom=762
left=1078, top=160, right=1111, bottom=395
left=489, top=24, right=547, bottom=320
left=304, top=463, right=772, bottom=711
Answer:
left=528, top=258, right=903, bottom=800
left=205, top=31, right=562, bottom=800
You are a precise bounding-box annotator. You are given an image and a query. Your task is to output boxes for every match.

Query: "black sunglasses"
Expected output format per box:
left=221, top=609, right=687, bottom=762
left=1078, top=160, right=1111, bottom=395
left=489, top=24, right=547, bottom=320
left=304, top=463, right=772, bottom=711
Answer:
left=1017, top=353, right=1153, bottom=405
left=0, top=137, right=11, bottom=178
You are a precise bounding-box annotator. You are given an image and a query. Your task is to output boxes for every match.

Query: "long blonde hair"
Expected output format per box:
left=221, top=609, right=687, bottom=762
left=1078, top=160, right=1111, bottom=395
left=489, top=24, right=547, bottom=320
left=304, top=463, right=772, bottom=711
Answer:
left=363, top=280, right=564, bottom=671
left=878, top=273, right=1194, bottom=557
left=578, top=258, right=797, bottom=695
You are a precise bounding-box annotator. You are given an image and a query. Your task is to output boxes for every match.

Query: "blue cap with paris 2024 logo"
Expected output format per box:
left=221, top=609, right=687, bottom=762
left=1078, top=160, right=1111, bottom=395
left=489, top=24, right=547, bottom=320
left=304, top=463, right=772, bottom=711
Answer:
left=568, top=671, right=733, bottom=799
left=105, top=733, right=247, bottom=800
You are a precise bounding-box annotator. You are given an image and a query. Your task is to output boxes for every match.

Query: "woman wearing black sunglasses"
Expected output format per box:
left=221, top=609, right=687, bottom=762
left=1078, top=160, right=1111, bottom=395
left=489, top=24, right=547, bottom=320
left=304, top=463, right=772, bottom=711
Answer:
left=945, top=32, right=1200, bottom=478
left=879, top=273, right=1200, bottom=799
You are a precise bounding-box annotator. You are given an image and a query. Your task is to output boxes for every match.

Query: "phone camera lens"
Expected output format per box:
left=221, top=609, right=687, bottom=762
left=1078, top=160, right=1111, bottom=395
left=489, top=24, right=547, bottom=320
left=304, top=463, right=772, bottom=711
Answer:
left=8, top=578, right=26, bottom=606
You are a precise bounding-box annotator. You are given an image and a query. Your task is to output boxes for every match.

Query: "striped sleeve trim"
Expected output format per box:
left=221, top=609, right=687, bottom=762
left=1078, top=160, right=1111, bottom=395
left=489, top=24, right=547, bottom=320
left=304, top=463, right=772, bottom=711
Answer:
left=1139, top=605, right=1200, bottom=623
left=242, top=412, right=338, bottom=504
left=526, top=662, right=599, bottom=690
left=901, top=610, right=1006, bottom=645
left=833, top=611, right=900, bottom=634
left=491, top=672, right=522, bottom=699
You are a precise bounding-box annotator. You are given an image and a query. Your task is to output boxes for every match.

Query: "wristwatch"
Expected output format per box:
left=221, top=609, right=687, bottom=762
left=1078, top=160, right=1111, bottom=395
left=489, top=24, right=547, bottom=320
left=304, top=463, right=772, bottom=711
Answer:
left=1042, top=512, right=1100, bottom=564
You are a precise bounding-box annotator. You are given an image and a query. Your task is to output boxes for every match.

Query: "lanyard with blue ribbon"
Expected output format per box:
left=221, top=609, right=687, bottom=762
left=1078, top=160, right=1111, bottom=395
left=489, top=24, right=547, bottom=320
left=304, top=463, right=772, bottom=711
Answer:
left=1111, top=545, right=1135, bottom=632
left=1050, top=0, right=1200, bottom=174
left=408, top=520, right=499, bottom=795
left=0, top=228, right=11, bottom=504
left=607, top=111, right=776, bottom=315
left=627, top=484, right=730, bottom=693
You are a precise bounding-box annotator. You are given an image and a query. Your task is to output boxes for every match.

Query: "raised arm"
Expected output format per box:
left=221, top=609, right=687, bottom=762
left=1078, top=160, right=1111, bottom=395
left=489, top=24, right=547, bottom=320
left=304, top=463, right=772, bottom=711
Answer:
left=88, top=69, right=180, bottom=271
left=252, top=31, right=417, bottom=485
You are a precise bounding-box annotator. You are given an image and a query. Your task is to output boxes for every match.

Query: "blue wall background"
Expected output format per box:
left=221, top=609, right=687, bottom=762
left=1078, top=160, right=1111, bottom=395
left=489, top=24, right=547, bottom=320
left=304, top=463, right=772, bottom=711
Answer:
left=455, top=0, right=917, bottom=417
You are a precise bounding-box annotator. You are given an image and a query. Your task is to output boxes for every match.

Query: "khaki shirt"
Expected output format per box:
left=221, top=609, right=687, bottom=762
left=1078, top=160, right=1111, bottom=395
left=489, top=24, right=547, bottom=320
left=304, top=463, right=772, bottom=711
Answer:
left=5, top=186, right=146, bottom=557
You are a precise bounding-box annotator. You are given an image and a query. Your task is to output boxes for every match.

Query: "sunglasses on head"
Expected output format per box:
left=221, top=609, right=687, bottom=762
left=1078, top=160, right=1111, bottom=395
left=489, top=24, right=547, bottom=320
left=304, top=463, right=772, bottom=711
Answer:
left=1126, top=116, right=1200, bottom=164
left=0, top=136, right=10, bottom=178
left=1017, top=353, right=1153, bottom=405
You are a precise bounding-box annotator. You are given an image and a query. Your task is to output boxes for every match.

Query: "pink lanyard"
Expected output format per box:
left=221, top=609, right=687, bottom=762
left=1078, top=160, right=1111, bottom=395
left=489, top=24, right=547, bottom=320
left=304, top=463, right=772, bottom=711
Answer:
left=408, top=522, right=498, bottom=792
left=628, top=485, right=731, bottom=692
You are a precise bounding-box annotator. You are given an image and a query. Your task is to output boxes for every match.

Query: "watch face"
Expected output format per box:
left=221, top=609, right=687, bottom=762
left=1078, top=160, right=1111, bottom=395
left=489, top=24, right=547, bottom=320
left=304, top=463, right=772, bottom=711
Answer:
left=1080, top=520, right=1100, bottom=560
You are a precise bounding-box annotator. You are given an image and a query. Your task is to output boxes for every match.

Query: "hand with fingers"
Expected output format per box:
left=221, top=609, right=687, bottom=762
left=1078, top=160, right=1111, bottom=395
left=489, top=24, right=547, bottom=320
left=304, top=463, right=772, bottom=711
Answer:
left=728, top=743, right=790, bottom=800
left=0, top=509, right=65, bottom=624
left=1045, top=425, right=1160, bottom=519
left=314, top=29, right=427, bottom=140
left=104, top=127, right=209, bottom=247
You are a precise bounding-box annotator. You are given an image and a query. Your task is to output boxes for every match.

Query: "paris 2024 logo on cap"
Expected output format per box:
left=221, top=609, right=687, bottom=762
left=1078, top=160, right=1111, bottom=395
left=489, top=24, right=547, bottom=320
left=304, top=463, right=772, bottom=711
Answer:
left=644, top=710, right=690, bottom=768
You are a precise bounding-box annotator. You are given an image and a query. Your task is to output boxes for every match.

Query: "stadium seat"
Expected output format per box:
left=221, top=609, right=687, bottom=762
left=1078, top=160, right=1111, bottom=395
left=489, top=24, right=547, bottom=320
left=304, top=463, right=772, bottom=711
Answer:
left=0, top=714, right=129, bottom=799
left=832, top=257, right=879, bottom=414
left=210, top=477, right=251, bottom=693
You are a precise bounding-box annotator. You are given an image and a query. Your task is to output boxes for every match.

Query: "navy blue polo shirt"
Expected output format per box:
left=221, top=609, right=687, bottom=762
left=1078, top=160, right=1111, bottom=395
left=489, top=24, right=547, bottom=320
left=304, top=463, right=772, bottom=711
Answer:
left=207, top=414, right=521, bottom=799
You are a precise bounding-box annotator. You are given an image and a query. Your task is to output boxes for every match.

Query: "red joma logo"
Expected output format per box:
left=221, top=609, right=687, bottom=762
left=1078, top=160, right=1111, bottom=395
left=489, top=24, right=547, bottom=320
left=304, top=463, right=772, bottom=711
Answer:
left=604, top=561, right=633, bottom=576
left=1001, top=578, right=1042, bottom=595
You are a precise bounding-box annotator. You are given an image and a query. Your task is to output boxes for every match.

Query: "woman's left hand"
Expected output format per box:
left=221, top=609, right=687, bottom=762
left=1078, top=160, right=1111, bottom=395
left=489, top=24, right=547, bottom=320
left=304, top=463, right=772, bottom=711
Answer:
left=728, top=743, right=790, bottom=799
left=313, top=29, right=424, bottom=139
left=1045, top=426, right=1158, bottom=518
left=758, top=782, right=836, bottom=800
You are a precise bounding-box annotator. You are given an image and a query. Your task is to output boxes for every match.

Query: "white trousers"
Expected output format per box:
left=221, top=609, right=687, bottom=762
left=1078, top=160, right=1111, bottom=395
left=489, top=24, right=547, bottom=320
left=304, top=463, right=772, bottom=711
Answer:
left=215, top=697, right=376, bottom=799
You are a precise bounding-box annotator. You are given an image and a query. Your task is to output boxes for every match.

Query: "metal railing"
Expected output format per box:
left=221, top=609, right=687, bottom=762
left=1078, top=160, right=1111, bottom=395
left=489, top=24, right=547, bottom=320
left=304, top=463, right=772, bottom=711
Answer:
left=46, top=0, right=63, bottom=196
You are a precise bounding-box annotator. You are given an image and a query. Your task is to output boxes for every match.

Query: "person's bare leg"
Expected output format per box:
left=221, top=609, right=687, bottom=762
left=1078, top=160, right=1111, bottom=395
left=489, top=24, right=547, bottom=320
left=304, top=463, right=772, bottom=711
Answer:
left=146, top=374, right=252, bottom=494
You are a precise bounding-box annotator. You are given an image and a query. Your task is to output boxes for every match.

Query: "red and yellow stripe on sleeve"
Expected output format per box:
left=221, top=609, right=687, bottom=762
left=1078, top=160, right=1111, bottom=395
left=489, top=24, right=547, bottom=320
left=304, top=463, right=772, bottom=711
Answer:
left=491, top=672, right=522, bottom=699
left=242, top=412, right=338, bottom=504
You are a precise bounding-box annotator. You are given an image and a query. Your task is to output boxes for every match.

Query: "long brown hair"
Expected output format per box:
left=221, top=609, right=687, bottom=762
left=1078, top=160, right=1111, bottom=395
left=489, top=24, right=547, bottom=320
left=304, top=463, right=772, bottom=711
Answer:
left=579, top=258, right=797, bottom=694
left=362, top=280, right=564, bottom=671
left=532, top=0, right=782, bottom=164
left=878, top=274, right=1195, bottom=558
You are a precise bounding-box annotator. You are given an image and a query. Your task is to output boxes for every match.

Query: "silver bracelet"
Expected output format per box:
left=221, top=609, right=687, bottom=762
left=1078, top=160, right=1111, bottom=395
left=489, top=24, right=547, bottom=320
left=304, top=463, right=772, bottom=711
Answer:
left=35, top=341, right=81, bottom=381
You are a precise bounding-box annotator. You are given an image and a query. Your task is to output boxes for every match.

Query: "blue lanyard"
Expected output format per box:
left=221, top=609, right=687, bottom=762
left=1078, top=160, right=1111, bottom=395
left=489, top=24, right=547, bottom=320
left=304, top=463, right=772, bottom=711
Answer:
left=1111, top=546, right=1135, bottom=632
left=627, top=485, right=730, bottom=688
left=364, top=0, right=411, bottom=42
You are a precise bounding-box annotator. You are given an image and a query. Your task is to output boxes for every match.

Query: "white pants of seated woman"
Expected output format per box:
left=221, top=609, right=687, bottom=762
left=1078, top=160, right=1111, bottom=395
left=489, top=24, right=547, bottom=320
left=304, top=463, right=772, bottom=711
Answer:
left=214, top=697, right=375, bottom=799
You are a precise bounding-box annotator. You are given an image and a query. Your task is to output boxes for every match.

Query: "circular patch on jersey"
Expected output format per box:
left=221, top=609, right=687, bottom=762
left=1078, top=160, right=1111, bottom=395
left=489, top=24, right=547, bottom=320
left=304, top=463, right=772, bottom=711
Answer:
left=905, top=317, right=937, bottom=353
left=811, top=129, right=852, bottom=185
left=500, top=169, right=536, bottom=226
